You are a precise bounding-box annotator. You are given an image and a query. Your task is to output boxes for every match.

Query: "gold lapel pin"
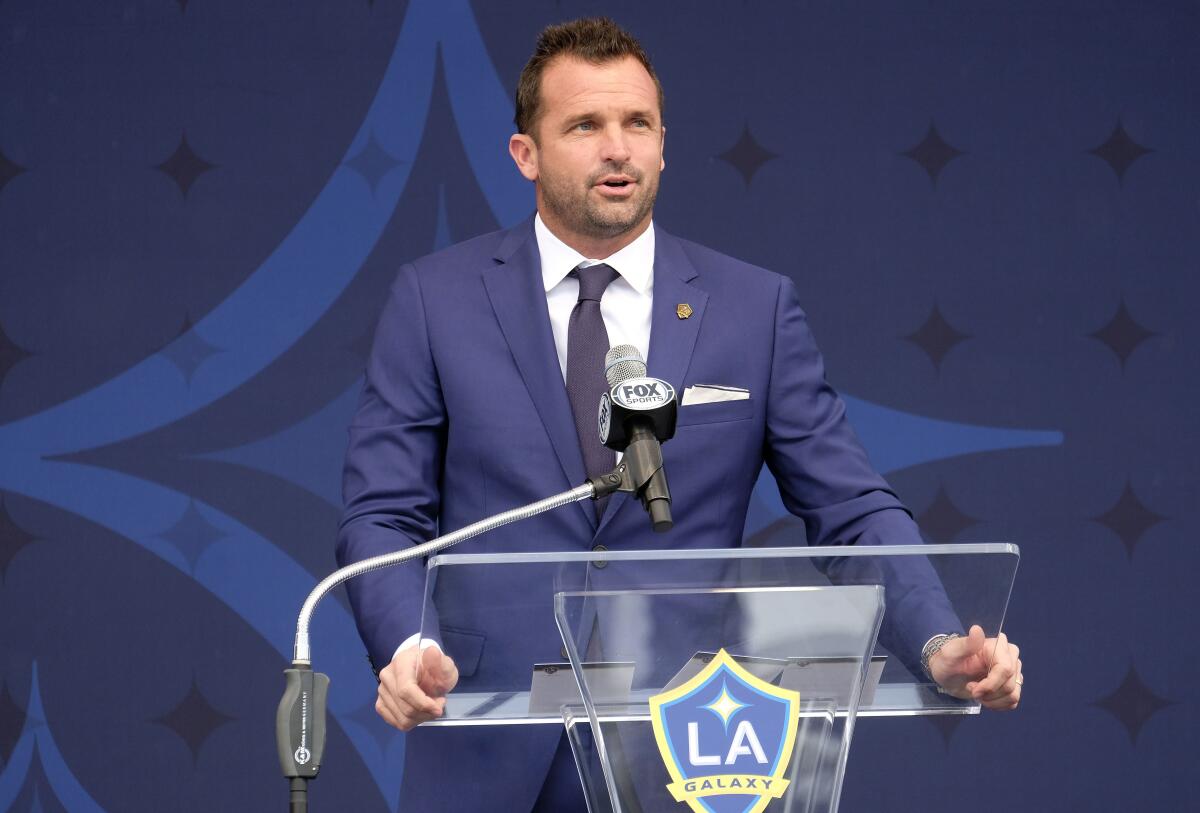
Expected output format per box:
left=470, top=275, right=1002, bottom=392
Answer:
left=676, top=303, right=693, bottom=320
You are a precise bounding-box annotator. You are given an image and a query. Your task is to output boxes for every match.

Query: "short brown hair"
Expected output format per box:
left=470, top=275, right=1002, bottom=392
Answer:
left=514, top=17, right=664, bottom=137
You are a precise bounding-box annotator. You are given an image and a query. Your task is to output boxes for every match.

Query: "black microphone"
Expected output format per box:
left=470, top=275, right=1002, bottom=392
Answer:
left=599, top=345, right=676, bottom=532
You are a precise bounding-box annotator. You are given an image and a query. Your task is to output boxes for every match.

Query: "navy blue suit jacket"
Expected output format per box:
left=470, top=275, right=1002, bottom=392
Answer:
left=336, top=217, right=953, bottom=810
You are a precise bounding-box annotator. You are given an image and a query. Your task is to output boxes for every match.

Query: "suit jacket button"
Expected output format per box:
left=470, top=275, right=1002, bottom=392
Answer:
left=591, top=544, right=608, bottom=568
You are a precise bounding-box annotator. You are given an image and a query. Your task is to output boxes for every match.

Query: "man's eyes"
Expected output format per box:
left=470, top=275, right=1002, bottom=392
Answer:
left=571, top=119, right=653, bottom=132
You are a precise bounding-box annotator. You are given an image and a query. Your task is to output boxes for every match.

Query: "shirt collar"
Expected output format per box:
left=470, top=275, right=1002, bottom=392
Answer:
left=534, top=213, right=655, bottom=296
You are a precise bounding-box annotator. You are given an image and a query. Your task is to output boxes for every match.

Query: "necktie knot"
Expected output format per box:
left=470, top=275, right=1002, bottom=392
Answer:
left=575, top=263, right=619, bottom=303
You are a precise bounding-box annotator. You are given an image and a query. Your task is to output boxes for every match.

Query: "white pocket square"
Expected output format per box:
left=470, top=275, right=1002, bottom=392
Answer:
left=681, top=385, right=750, bottom=406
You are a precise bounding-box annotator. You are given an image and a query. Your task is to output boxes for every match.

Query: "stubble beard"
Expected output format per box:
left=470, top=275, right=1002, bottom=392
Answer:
left=540, top=164, right=659, bottom=241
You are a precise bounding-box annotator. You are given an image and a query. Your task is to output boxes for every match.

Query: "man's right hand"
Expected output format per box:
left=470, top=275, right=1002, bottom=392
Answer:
left=376, top=644, right=459, bottom=731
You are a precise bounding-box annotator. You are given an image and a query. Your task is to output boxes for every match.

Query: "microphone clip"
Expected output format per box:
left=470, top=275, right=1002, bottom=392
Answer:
left=586, top=422, right=673, bottom=533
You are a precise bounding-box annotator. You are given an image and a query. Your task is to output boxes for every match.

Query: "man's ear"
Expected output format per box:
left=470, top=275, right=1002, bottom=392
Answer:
left=660, top=124, right=666, bottom=172
left=509, top=133, right=539, bottom=182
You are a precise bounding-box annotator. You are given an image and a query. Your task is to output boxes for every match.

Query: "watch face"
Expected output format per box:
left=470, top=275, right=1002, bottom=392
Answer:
left=610, top=376, right=675, bottom=411
left=598, top=392, right=612, bottom=443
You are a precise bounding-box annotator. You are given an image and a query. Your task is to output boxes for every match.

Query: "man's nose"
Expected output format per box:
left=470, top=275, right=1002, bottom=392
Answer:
left=598, top=125, right=632, bottom=163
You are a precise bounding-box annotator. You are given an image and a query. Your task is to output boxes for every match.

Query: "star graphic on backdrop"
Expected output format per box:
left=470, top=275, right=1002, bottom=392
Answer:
left=0, top=495, right=38, bottom=580
left=1091, top=664, right=1175, bottom=744
left=716, top=124, right=779, bottom=189
left=160, top=314, right=222, bottom=384
left=154, top=132, right=217, bottom=198
left=1088, top=299, right=1156, bottom=369
left=154, top=680, right=235, bottom=764
left=1093, top=482, right=1165, bottom=557
left=0, top=319, right=32, bottom=388
left=159, top=501, right=225, bottom=571
left=900, top=122, right=965, bottom=186
left=702, top=685, right=748, bottom=726
left=344, top=132, right=404, bottom=197
left=1087, top=118, right=1153, bottom=185
left=903, top=303, right=971, bottom=372
left=917, top=487, right=979, bottom=544
left=0, top=146, right=26, bottom=195
left=0, top=679, right=26, bottom=764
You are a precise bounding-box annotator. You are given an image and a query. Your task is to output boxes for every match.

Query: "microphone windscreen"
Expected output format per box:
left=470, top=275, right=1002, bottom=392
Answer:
left=605, top=344, right=647, bottom=387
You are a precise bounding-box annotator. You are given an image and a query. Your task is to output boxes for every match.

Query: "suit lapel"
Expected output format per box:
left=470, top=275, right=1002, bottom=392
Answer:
left=596, top=226, right=708, bottom=536
left=483, top=221, right=596, bottom=531
left=645, top=228, right=708, bottom=398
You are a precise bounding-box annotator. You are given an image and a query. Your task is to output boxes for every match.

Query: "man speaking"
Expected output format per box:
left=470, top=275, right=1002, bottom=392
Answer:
left=336, top=16, right=1022, bottom=812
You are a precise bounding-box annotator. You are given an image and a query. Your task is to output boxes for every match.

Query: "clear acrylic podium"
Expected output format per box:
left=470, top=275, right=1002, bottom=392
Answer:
left=418, top=543, right=1019, bottom=812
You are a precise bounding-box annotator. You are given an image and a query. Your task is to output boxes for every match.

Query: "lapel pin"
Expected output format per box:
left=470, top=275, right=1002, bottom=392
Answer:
left=676, top=303, right=693, bottom=320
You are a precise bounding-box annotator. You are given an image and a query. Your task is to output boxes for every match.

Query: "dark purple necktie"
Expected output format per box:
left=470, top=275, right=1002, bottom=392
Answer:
left=566, top=263, right=619, bottom=516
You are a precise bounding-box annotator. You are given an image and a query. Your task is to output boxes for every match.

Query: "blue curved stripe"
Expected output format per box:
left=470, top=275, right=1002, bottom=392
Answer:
left=0, top=4, right=515, bottom=807
left=195, top=379, right=363, bottom=508
left=0, top=664, right=106, bottom=812
left=440, top=3, right=533, bottom=227
left=0, top=0, right=448, bottom=457
left=746, top=397, right=1063, bottom=536
left=0, top=726, right=34, bottom=810
left=0, top=465, right=404, bottom=807
left=841, top=396, right=1063, bottom=474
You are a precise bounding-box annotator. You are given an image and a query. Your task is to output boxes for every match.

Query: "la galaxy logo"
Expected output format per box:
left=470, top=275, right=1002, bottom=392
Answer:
left=650, top=649, right=799, bottom=813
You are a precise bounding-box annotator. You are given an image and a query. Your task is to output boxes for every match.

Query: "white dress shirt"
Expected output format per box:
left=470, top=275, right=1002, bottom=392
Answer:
left=536, top=212, right=655, bottom=380
left=394, top=214, right=657, bottom=660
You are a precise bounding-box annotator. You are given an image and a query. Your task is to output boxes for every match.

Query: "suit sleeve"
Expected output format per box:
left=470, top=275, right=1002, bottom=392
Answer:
left=762, top=274, right=960, bottom=676
left=336, top=263, right=446, bottom=673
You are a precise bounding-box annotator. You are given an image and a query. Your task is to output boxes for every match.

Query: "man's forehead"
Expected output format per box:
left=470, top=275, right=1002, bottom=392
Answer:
left=539, top=55, right=659, bottom=117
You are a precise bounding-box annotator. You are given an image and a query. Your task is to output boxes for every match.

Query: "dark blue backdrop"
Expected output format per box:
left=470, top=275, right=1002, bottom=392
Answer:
left=1, top=1, right=1195, bottom=810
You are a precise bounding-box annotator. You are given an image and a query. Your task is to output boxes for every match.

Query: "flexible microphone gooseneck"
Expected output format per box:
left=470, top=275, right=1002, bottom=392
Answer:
left=278, top=349, right=667, bottom=809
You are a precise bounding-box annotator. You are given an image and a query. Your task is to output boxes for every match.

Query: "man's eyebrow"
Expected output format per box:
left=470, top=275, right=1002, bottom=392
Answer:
left=560, top=108, right=659, bottom=125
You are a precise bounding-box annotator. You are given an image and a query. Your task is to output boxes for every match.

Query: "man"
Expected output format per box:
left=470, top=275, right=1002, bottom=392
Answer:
left=337, top=17, right=1022, bottom=811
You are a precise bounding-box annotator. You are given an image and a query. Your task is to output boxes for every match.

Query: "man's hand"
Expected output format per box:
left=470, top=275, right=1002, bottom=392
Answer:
left=927, top=624, right=1022, bottom=711
left=376, top=645, right=460, bottom=731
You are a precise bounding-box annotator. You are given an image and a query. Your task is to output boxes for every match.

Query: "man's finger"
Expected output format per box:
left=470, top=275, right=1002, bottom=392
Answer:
left=395, top=679, right=443, bottom=717
left=980, top=668, right=1021, bottom=710
left=380, top=655, right=444, bottom=718
left=375, top=696, right=399, bottom=729
left=977, top=671, right=1020, bottom=703
left=378, top=674, right=424, bottom=721
left=980, top=687, right=1020, bottom=711
left=964, top=624, right=987, bottom=656
left=970, top=658, right=1015, bottom=698
left=377, top=684, right=442, bottom=731
left=418, top=648, right=459, bottom=697
left=377, top=690, right=424, bottom=731
left=938, top=624, right=987, bottom=664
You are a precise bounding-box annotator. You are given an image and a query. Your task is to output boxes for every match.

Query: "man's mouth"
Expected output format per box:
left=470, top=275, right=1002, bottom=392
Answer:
left=596, top=175, right=636, bottom=189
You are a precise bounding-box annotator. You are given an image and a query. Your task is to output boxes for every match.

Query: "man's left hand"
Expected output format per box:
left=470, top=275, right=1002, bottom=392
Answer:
left=927, top=624, right=1022, bottom=711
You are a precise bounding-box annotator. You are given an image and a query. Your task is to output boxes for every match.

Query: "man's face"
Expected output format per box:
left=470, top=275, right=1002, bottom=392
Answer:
left=514, top=55, right=665, bottom=247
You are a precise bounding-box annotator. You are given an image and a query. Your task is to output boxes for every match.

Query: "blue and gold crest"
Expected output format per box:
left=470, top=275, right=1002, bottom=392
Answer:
left=650, top=649, right=800, bottom=813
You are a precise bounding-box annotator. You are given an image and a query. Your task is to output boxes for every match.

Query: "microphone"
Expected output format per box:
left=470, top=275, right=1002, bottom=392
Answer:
left=599, top=345, right=676, bottom=532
